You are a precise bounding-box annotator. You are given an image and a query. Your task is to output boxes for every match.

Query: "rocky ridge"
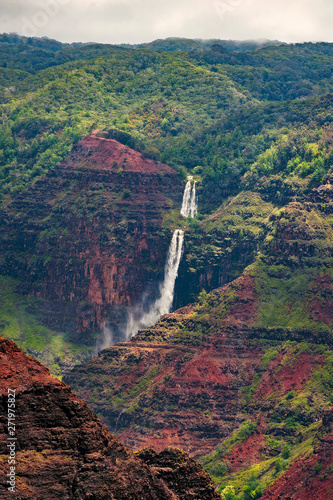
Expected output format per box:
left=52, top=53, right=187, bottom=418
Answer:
left=0, top=336, right=220, bottom=499
left=0, top=131, right=183, bottom=373
left=0, top=131, right=183, bottom=329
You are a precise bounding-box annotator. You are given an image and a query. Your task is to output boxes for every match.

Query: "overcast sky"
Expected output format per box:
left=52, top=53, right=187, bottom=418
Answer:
left=1, top=0, right=333, bottom=45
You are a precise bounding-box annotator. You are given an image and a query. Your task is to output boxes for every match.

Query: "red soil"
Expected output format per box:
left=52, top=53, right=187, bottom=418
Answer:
left=254, top=350, right=324, bottom=401
left=119, top=427, right=186, bottom=454
left=0, top=337, right=57, bottom=392
left=181, top=350, right=236, bottom=386
left=61, top=130, right=175, bottom=174
left=224, top=433, right=266, bottom=472
left=224, top=274, right=258, bottom=326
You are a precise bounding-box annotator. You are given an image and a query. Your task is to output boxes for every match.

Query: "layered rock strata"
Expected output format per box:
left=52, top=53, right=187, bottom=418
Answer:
left=0, top=336, right=220, bottom=499
left=0, top=131, right=183, bottom=333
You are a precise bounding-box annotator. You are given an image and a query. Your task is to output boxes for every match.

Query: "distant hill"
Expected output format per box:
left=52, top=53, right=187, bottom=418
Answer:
left=119, top=37, right=285, bottom=53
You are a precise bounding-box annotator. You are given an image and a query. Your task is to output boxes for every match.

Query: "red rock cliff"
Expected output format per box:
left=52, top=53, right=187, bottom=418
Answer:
left=0, top=131, right=183, bottom=332
left=0, top=336, right=220, bottom=499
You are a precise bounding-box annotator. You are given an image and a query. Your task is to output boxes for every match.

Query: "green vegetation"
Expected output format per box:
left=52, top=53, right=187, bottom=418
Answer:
left=203, top=410, right=319, bottom=497
left=221, top=475, right=262, bottom=500
left=1, top=36, right=333, bottom=210
left=254, top=264, right=330, bottom=331
left=2, top=35, right=333, bottom=497
left=201, top=421, right=257, bottom=478
left=195, top=42, right=333, bottom=102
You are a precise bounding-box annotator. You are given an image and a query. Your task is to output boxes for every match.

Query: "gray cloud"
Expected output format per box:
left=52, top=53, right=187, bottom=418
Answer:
left=0, top=0, right=332, bottom=44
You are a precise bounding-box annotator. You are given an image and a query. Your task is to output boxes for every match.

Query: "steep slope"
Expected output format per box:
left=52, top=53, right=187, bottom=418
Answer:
left=1, top=37, right=333, bottom=212
left=0, top=44, right=249, bottom=197
left=175, top=190, right=275, bottom=306
left=65, top=179, right=333, bottom=497
left=2, top=130, right=182, bottom=308
left=0, top=131, right=183, bottom=371
left=262, top=408, right=333, bottom=500
left=0, top=336, right=220, bottom=499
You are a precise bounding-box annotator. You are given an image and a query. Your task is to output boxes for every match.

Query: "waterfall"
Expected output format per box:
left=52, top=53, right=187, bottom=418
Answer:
left=97, top=178, right=198, bottom=350
left=123, top=178, right=197, bottom=339
left=180, top=181, right=192, bottom=217
left=124, top=229, right=184, bottom=340
left=180, top=180, right=197, bottom=218
left=189, top=181, right=198, bottom=218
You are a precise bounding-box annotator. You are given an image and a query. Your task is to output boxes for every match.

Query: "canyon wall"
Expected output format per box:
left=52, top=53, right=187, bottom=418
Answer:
left=66, top=183, right=333, bottom=497
left=0, top=132, right=183, bottom=335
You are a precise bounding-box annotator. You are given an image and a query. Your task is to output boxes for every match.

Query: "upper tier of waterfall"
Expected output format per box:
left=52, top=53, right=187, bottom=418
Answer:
left=180, top=180, right=197, bottom=218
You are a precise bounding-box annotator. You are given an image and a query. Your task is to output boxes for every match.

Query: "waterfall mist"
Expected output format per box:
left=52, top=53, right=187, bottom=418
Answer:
left=96, top=323, right=114, bottom=353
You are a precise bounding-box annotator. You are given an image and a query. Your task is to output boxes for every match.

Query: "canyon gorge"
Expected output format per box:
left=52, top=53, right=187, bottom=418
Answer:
left=1, top=35, right=333, bottom=499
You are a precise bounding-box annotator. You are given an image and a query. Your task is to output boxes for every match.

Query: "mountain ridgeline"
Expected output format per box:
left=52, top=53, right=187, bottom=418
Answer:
left=1, top=35, right=333, bottom=499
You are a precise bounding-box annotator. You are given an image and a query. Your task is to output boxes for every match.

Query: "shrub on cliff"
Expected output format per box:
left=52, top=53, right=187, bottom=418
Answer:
left=106, top=128, right=143, bottom=150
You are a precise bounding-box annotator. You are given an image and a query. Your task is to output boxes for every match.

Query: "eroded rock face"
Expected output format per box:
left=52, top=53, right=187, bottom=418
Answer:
left=137, top=448, right=221, bottom=499
left=64, top=262, right=333, bottom=459
left=64, top=274, right=265, bottom=458
left=0, top=337, right=220, bottom=500
left=0, top=131, right=183, bottom=333
left=65, top=192, right=333, bottom=497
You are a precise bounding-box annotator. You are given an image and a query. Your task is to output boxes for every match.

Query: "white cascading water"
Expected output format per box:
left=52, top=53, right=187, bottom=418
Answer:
left=180, top=180, right=192, bottom=217
left=97, top=179, right=197, bottom=349
left=180, top=180, right=197, bottom=218
left=124, top=229, right=184, bottom=340
left=97, top=323, right=114, bottom=352
left=189, top=181, right=197, bottom=218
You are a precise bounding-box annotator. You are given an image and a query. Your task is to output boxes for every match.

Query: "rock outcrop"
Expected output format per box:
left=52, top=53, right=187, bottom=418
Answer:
left=0, top=336, right=220, bottom=499
left=0, top=131, right=183, bottom=334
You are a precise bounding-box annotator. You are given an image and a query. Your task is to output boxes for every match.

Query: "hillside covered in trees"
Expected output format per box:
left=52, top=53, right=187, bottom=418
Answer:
left=1, top=34, right=333, bottom=499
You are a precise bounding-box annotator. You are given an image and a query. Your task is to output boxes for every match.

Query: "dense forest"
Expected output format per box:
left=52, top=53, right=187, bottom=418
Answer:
left=1, top=34, right=333, bottom=210
left=1, top=34, right=333, bottom=500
